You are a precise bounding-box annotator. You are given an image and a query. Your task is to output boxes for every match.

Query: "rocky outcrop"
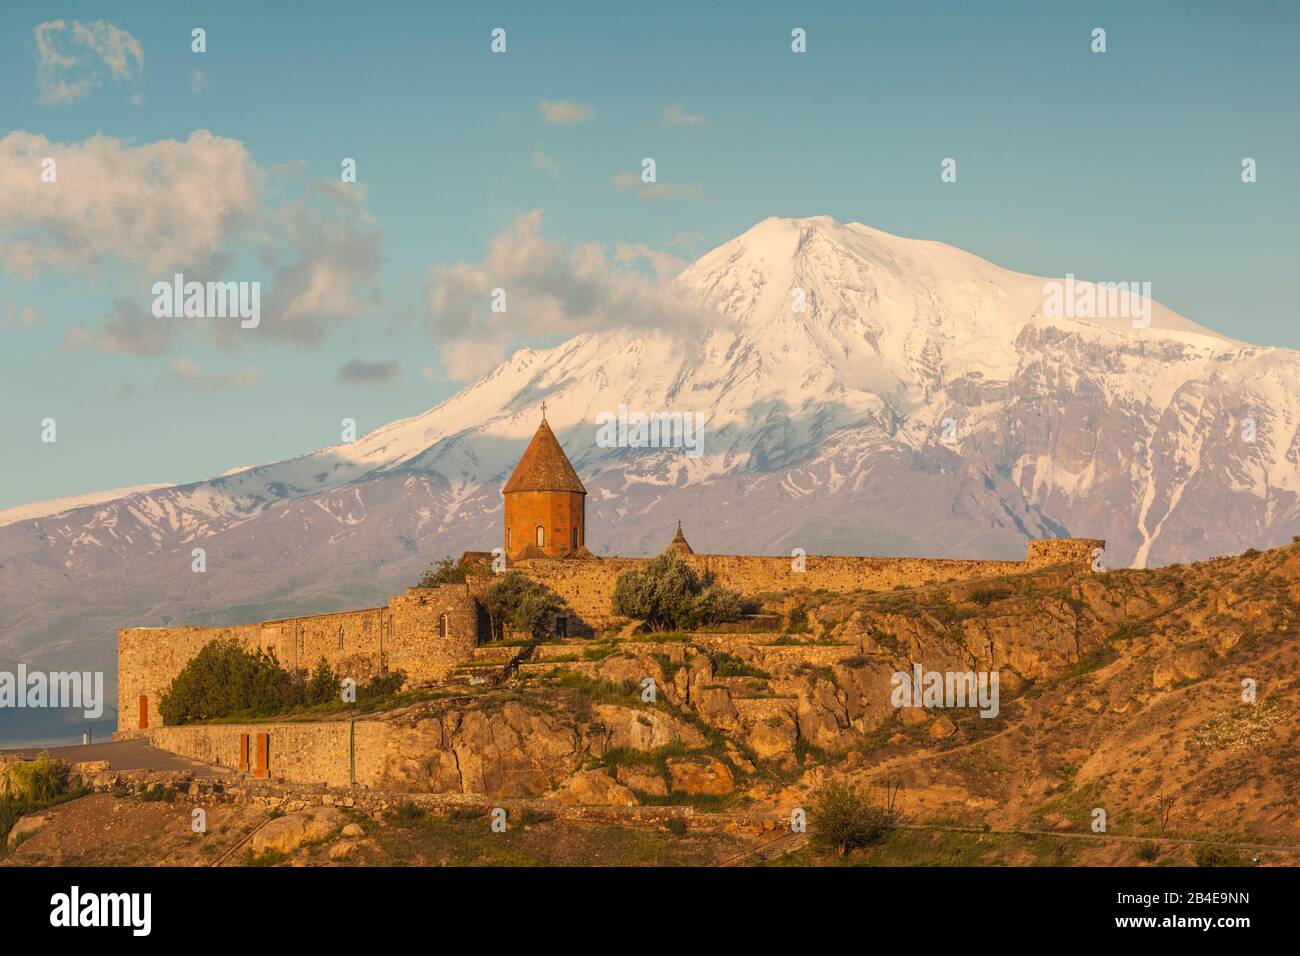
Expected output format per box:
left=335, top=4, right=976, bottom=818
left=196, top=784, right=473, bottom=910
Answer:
left=556, top=770, right=638, bottom=807
left=6, top=813, right=49, bottom=848
left=250, top=807, right=348, bottom=855
left=589, top=705, right=707, bottom=754
left=1152, top=648, right=1211, bottom=690
left=383, top=701, right=582, bottom=797
left=667, top=757, right=734, bottom=795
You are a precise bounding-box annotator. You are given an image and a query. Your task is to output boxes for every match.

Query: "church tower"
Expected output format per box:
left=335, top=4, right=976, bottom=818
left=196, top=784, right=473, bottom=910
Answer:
left=502, top=409, right=587, bottom=562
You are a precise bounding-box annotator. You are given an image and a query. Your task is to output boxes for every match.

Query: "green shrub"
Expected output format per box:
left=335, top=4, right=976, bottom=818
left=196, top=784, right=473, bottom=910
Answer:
left=611, top=553, right=744, bottom=630
left=0, top=755, right=78, bottom=856
left=358, top=669, right=407, bottom=701
left=1193, top=844, right=1242, bottom=867
left=711, top=651, right=770, bottom=679
left=5, top=754, right=68, bottom=802
left=517, top=808, right=556, bottom=826
left=665, top=817, right=688, bottom=836
left=384, top=802, right=427, bottom=824
left=808, top=780, right=896, bottom=857
left=243, top=848, right=290, bottom=867
left=967, top=587, right=1008, bottom=607
left=158, top=638, right=304, bottom=725
left=1135, top=840, right=1161, bottom=862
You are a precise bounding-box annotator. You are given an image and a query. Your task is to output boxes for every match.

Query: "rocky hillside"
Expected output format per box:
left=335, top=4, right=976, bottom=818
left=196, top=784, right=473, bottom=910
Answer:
left=358, top=539, right=1298, bottom=848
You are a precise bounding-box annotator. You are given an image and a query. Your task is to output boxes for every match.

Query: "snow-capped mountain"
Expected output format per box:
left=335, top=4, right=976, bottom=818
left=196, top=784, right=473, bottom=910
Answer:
left=4, top=215, right=1299, bottom=681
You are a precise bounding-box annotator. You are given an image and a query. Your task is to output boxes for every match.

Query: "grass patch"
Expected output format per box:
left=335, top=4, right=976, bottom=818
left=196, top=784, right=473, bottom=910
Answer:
left=711, top=652, right=770, bottom=680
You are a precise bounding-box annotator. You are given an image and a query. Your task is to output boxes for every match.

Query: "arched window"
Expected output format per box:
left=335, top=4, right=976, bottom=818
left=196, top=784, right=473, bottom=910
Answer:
left=572, top=526, right=578, bottom=550
left=338, top=625, right=344, bottom=651
left=536, top=526, right=545, bottom=547
left=506, top=527, right=511, bottom=548
left=438, top=613, right=448, bottom=639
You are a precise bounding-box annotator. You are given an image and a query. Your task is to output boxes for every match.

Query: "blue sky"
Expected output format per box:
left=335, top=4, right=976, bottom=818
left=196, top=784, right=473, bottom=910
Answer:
left=2, top=0, right=1297, bottom=510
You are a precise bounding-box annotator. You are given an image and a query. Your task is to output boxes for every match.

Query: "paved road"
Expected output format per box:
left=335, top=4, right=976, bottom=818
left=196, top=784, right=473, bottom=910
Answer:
left=1, top=738, right=231, bottom=776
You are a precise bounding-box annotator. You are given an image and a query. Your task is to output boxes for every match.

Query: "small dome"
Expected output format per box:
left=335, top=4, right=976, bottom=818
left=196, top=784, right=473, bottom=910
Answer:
left=666, top=520, right=694, bottom=555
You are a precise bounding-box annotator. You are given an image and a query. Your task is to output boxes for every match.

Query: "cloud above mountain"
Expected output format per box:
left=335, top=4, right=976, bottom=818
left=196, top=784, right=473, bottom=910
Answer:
left=1, top=130, right=383, bottom=351
left=0, top=130, right=256, bottom=277
left=34, top=19, right=143, bottom=105
left=537, top=100, right=595, bottom=124
left=423, top=210, right=722, bottom=379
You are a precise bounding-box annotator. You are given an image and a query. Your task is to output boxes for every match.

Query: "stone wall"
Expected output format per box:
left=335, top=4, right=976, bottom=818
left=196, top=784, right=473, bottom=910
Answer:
left=117, top=584, right=479, bottom=733
left=78, top=767, right=791, bottom=833
left=141, top=721, right=390, bottom=788
left=511, top=538, right=1102, bottom=632
left=1026, top=538, right=1105, bottom=570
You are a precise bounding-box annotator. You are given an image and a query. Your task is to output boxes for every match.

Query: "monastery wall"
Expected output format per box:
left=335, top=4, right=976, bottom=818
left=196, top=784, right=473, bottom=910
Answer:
left=141, top=720, right=390, bottom=788
left=512, top=538, right=1102, bottom=632
left=117, top=585, right=478, bottom=733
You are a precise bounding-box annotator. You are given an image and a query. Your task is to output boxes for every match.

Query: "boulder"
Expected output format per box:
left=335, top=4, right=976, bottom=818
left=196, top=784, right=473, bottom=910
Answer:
left=746, top=715, right=797, bottom=759
left=6, top=812, right=49, bottom=848
left=667, top=756, right=734, bottom=795
left=250, top=807, right=348, bottom=856
left=328, top=841, right=357, bottom=860
left=340, top=822, right=364, bottom=838
left=695, top=686, right=740, bottom=730
left=596, top=654, right=652, bottom=688
left=928, top=715, right=958, bottom=739
left=615, top=765, right=668, bottom=796
left=557, top=769, right=638, bottom=807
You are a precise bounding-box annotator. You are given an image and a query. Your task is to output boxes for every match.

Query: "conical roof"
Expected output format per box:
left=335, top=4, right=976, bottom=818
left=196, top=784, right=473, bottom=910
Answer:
left=502, top=418, right=587, bottom=495
left=666, top=520, right=694, bottom=555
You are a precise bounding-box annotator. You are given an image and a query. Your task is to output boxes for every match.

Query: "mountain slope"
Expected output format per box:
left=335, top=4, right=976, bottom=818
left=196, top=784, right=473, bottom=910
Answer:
left=2, top=215, right=1298, bottom=695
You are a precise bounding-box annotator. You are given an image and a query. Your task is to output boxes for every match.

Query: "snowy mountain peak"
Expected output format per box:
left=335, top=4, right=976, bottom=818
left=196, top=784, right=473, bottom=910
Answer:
left=3, top=216, right=1299, bottom=678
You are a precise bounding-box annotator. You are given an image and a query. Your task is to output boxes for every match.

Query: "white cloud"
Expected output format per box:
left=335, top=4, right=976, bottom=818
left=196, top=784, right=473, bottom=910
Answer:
left=661, top=104, right=705, bottom=126
left=531, top=149, right=560, bottom=177
left=538, top=99, right=595, bottom=124
left=0, top=131, right=384, bottom=351
left=34, top=19, right=143, bottom=105
left=191, top=69, right=210, bottom=94
left=2, top=300, right=44, bottom=327
left=0, top=130, right=257, bottom=276
left=610, top=170, right=702, bottom=201
left=424, top=210, right=719, bottom=379
left=64, top=300, right=176, bottom=356
left=160, top=357, right=262, bottom=388
left=254, top=182, right=383, bottom=345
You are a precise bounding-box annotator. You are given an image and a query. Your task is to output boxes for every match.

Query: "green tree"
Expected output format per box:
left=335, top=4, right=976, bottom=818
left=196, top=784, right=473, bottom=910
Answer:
left=611, top=553, right=745, bottom=630
left=416, top=554, right=489, bottom=588
left=481, top=570, right=560, bottom=641
left=306, top=657, right=341, bottom=705
left=158, top=638, right=303, bottom=724
left=808, top=780, right=896, bottom=857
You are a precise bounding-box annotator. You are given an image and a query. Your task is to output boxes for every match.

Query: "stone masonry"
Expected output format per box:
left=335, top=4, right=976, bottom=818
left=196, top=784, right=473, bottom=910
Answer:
left=508, top=538, right=1104, bottom=633
left=117, top=584, right=478, bottom=733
